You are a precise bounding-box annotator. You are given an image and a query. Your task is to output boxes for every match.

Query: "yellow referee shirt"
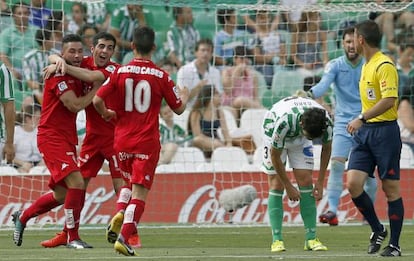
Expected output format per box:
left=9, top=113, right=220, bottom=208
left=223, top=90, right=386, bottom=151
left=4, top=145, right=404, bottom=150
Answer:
left=359, top=51, right=399, bottom=122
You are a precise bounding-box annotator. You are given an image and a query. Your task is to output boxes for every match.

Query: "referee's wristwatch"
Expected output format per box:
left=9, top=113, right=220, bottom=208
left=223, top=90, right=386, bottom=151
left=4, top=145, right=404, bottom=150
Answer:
left=358, top=113, right=367, bottom=123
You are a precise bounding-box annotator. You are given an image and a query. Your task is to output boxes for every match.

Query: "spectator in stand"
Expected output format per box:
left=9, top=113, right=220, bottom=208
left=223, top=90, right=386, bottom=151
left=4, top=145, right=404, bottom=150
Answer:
left=188, top=84, right=232, bottom=158
left=291, top=11, right=328, bottom=77
left=12, top=34, right=96, bottom=249
left=221, top=46, right=262, bottom=121
left=13, top=104, right=42, bottom=173
left=253, top=9, right=287, bottom=87
left=45, top=10, right=65, bottom=52
left=0, top=62, right=15, bottom=163
left=159, top=104, right=187, bottom=165
left=109, top=4, right=146, bottom=63
left=22, top=28, right=57, bottom=106
left=29, top=0, right=51, bottom=28
left=176, top=38, right=222, bottom=109
left=214, top=8, right=254, bottom=67
left=92, top=26, right=189, bottom=256
left=396, top=42, right=414, bottom=93
left=85, top=1, right=111, bottom=32
left=398, top=79, right=414, bottom=154
left=78, top=23, right=99, bottom=56
left=370, top=0, right=414, bottom=53
left=66, top=2, right=86, bottom=35
left=166, top=6, right=200, bottom=69
left=280, top=0, right=317, bottom=32
left=0, top=2, right=38, bottom=89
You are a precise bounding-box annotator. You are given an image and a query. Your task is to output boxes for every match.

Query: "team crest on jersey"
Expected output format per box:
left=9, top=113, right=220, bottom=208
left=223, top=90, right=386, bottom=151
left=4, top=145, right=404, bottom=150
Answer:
left=58, top=81, right=68, bottom=92
left=105, top=65, right=116, bottom=73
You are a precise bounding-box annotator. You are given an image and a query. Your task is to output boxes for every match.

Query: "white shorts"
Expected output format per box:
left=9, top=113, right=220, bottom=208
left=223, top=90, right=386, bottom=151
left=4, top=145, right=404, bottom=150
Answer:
left=261, top=136, right=314, bottom=175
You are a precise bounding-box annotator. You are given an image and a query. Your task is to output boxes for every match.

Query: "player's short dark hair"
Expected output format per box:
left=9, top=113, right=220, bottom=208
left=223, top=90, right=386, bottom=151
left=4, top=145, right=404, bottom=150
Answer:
left=342, top=26, right=355, bottom=40
left=355, top=20, right=382, bottom=48
left=62, top=34, right=83, bottom=46
left=93, top=31, right=116, bottom=47
left=301, top=107, right=327, bottom=139
left=133, top=26, right=155, bottom=55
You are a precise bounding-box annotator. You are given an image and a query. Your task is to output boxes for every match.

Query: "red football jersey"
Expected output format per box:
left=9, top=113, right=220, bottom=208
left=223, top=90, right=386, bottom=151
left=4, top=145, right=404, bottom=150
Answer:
left=96, top=58, right=182, bottom=153
left=80, top=56, right=119, bottom=135
left=38, top=73, right=83, bottom=146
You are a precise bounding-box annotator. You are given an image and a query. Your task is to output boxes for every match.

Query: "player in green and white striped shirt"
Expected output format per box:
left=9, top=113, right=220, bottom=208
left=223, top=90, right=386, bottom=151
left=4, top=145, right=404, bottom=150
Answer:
left=22, top=28, right=58, bottom=102
left=0, top=62, right=15, bottom=163
left=262, top=95, right=333, bottom=253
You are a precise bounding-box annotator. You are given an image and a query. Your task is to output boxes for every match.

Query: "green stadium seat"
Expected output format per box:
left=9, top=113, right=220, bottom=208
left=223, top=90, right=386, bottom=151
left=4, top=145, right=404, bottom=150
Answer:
left=144, top=6, right=173, bottom=34
left=193, top=8, right=216, bottom=39
left=271, top=70, right=305, bottom=97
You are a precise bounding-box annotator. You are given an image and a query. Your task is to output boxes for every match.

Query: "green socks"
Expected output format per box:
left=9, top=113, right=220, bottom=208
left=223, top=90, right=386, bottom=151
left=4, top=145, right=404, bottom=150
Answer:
left=299, top=186, right=317, bottom=240
left=268, top=189, right=284, bottom=241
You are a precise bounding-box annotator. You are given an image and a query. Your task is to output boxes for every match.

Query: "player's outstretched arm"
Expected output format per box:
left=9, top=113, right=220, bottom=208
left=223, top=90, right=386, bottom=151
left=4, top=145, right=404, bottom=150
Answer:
left=60, top=86, right=100, bottom=113
left=48, top=54, right=105, bottom=82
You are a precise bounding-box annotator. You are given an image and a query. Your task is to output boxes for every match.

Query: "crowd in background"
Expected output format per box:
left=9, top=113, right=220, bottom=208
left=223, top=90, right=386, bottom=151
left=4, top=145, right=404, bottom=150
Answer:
left=0, top=0, right=413, bottom=170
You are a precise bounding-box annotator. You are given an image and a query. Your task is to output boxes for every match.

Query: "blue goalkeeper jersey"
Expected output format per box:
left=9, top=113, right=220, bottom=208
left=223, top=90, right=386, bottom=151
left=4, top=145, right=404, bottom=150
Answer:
left=310, top=55, right=364, bottom=125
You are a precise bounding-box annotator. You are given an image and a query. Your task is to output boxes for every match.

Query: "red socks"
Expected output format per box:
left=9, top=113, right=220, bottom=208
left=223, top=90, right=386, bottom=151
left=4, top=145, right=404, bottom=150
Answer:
left=20, top=192, right=61, bottom=225
left=120, top=199, right=145, bottom=242
left=64, top=188, right=86, bottom=242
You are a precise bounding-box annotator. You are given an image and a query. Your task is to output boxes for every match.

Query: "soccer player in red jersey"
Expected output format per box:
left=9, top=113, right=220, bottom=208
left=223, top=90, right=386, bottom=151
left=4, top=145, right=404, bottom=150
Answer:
left=93, top=26, right=189, bottom=256
left=40, top=32, right=137, bottom=248
left=12, top=34, right=95, bottom=249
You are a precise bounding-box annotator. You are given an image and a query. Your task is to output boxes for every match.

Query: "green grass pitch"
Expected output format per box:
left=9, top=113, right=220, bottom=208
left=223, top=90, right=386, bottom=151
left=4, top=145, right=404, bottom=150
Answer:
left=1, top=224, right=414, bottom=260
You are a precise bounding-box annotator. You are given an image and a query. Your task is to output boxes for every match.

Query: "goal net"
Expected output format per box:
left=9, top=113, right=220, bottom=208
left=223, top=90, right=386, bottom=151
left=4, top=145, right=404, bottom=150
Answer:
left=1, top=0, right=413, bottom=229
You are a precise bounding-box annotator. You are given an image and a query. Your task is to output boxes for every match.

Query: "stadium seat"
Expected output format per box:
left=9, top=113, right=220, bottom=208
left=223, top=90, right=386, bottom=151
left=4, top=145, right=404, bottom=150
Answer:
left=400, top=144, right=414, bottom=169
left=211, top=146, right=249, bottom=172
left=29, top=166, right=51, bottom=175
left=0, top=166, right=19, bottom=175
left=222, top=107, right=238, bottom=134
left=171, top=147, right=206, bottom=165
left=271, top=70, right=306, bottom=97
left=156, top=162, right=196, bottom=173
left=193, top=8, right=216, bottom=39
left=239, top=108, right=267, bottom=148
left=173, top=109, right=190, bottom=135
left=144, top=5, right=173, bottom=34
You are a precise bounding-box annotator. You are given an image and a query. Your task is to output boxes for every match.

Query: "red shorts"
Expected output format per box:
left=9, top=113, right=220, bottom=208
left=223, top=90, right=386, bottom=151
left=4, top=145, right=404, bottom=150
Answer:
left=38, top=138, right=79, bottom=190
left=117, top=146, right=160, bottom=190
left=79, top=132, right=122, bottom=179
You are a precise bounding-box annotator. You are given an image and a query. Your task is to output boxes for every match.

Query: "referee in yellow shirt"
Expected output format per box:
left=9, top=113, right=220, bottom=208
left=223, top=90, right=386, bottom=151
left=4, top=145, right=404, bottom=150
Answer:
left=346, top=20, right=403, bottom=257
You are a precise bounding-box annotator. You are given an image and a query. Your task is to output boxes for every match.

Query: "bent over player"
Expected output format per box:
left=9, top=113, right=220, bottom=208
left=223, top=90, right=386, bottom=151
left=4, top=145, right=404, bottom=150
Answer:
left=262, top=95, right=332, bottom=252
